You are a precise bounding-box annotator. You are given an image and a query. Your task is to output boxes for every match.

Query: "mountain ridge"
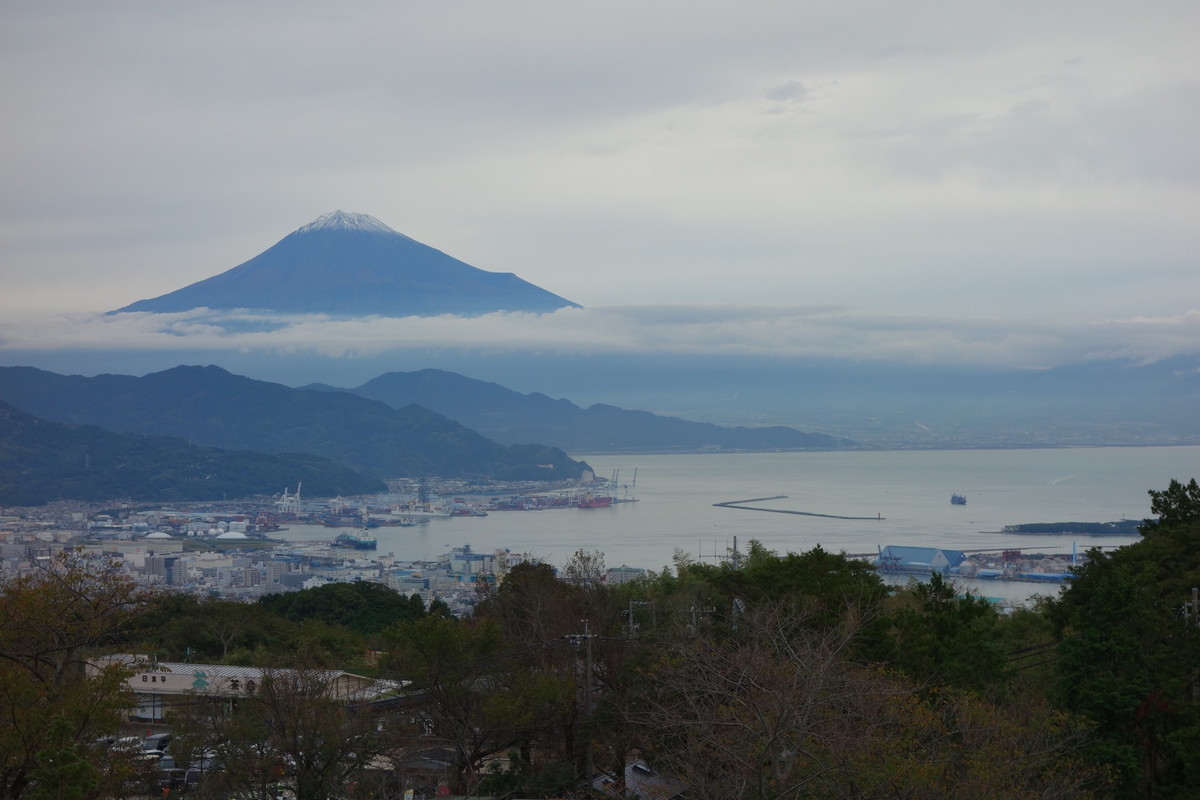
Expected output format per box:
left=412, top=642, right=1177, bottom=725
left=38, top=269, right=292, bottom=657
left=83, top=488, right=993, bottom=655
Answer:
left=314, top=368, right=855, bottom=453
left=0, top=365, right=588, bottom=481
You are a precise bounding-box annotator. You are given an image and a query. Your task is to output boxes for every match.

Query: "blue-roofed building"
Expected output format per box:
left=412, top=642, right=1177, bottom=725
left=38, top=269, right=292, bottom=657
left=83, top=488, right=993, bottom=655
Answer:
left=876, top=545, right=968, bottom=575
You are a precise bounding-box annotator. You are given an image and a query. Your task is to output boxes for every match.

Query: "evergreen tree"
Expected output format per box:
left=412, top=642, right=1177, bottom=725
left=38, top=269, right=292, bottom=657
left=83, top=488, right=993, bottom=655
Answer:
left=1049, top=478, right=1200, bottom=798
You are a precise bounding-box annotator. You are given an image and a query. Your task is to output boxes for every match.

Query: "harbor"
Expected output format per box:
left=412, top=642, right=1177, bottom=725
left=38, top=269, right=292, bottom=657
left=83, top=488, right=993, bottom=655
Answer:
left=12, top=446, right=1184, bottom=609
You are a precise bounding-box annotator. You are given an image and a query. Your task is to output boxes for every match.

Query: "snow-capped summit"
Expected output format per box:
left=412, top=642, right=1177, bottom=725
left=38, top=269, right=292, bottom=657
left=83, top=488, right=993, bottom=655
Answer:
left=294, top=210, right=404, bottom=237
left=115, top=212, right=580, bottom=317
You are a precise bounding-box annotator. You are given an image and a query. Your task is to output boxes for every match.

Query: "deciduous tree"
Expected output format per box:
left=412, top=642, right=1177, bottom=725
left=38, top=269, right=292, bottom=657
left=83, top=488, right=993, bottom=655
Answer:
left=623, top=601, right=1101, bottom=799
left=0, top=550, right=154, bottom=800
left=175, top=666, right=394, bottom=800
left=381, top=616, right=519, bottom=794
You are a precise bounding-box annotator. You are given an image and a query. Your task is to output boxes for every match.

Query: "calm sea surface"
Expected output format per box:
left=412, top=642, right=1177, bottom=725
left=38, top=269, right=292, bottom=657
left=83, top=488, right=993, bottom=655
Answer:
left=280, top=446, right=1200, bottom=603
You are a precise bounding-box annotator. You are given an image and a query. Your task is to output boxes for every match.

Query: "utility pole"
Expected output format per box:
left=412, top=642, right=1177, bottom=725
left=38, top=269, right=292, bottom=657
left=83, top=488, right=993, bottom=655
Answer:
left=626, top=600, right=651, bottom=637
left=1186, top=588, right=1200, bottom=701
left=688, top=604, right=715, bottom=631
left=731, top=537, right=743, bottom=630
left=566, top=619, right=597, bottom=795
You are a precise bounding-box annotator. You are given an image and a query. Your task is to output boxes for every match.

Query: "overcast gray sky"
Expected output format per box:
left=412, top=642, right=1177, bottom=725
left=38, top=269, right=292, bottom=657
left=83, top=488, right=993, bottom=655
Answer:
left=2, top=1, right=1198, bottom=368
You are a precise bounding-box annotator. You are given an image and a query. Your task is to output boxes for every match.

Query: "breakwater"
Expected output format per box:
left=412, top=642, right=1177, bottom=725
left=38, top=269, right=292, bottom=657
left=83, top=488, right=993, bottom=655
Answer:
left=714, top=496, right=885, bottom=521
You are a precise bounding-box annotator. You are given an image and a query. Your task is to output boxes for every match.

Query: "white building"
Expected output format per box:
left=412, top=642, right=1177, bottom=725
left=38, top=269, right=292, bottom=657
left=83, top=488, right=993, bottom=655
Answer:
left=606, top=565, right=647, bottom=585
left=91, top=655, right=403, bottom=723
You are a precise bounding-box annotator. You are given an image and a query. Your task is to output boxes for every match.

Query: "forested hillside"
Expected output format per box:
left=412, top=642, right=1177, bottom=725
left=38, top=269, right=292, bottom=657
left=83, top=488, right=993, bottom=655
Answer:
left=0, top=365, right=588, bottom=481
left=0, top=400, right=383, bottom=505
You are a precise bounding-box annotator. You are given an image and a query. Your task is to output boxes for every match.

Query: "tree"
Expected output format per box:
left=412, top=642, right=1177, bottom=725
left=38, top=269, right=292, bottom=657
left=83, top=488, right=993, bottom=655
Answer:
left=562, top=549, right=606, bottom=589
left=728, top=542, right=888, bottom=612
left=1049, top=477, right=1200, bottom=798
left=174, top=666, right=394, bottom=800
left=1146, top=478, right=1200, bottom=530
left=622, top=601, right=1101, bottom=799
left=474, top=558, right=633, bottom=794
left=886, top=573, right=1009, bottom=693
left=0, top=550, right=154, bottom=800
left=621, top=601, right=870, bottom=799
left=130, top=592, right=376, bottom=668
left=381, top=616, right=517, bottom=794
left=475, top=562, right=579, bottom=646
left=199, top=601, right=253, bottom=662
left=259, top=581, right=428, bottom=636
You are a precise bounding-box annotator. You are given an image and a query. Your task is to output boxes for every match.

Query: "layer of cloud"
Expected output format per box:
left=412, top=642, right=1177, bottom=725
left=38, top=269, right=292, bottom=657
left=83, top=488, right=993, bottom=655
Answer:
left=2, top=306, right=1197, bottom=370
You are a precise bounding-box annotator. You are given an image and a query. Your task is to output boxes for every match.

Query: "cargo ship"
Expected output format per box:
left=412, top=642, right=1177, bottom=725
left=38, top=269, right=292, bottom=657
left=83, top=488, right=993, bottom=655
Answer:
left=334, top=530, right=378, bottom=550
left=577, top=494, right=614, bottom=509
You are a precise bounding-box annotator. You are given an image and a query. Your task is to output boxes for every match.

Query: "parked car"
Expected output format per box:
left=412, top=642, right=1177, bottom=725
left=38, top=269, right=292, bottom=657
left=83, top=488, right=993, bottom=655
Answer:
left=157, top=768, right=188, bottom=793
left=143, top=733, right=173, bottom=752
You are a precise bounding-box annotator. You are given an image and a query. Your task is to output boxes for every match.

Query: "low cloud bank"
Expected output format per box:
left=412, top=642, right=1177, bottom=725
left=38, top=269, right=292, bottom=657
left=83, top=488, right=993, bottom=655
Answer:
left=2, top=306, right=1198, bottom=369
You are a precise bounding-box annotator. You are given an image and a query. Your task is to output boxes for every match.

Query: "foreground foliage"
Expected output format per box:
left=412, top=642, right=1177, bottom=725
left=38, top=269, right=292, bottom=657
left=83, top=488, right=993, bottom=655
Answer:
left=6, top=479, right=1200, bottom=798
left=624, top=603, right=1098, bottom=799
left=1048, top=478, right=1200, bottom=798
left=0, top=552, right=156, bottom=800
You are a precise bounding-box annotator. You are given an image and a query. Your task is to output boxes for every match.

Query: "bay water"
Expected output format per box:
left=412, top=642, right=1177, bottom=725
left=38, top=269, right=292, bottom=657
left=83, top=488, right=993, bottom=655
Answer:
left=280, top=446, right=1200, bottom=604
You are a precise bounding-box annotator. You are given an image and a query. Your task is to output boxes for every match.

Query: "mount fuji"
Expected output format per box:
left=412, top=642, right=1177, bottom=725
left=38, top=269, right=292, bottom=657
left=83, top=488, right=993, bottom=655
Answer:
left=115, top=211, right=580, bottom=316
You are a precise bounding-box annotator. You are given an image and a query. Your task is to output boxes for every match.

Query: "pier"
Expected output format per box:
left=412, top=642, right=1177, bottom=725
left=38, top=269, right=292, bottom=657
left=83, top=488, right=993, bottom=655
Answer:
left=714, top=496, right=885, bottom=521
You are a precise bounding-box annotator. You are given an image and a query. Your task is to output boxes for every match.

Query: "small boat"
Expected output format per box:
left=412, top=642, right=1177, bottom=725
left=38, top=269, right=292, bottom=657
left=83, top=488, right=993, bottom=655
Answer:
left=951, top=493, right=967, bottom=505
